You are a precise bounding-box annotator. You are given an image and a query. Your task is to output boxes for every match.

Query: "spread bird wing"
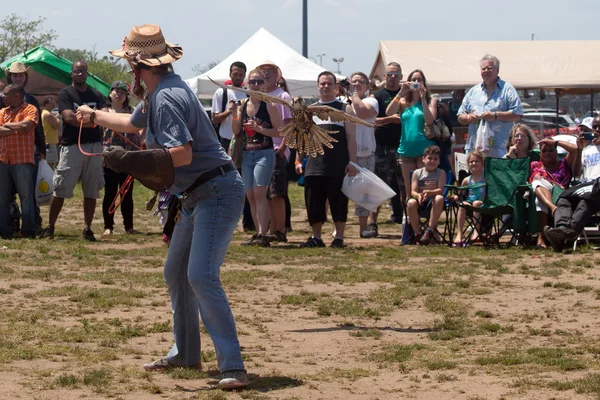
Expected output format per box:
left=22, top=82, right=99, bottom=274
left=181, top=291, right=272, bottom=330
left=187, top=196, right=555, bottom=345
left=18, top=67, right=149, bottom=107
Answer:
left=306, top=105, right=375, bottom=127
left=207, top=77, right=293, bottom=108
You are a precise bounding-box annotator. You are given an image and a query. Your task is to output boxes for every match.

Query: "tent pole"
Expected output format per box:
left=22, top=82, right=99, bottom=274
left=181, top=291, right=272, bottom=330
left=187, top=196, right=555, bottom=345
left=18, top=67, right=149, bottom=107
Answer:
left=302, top=0, right=308, bottom=58
left=555, top=90, right=560, bottom=135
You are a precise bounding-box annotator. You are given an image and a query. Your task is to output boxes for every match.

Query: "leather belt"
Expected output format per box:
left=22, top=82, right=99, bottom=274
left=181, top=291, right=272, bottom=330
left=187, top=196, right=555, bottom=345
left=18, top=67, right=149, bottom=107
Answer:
left=179, top=162, right=236, bottom=199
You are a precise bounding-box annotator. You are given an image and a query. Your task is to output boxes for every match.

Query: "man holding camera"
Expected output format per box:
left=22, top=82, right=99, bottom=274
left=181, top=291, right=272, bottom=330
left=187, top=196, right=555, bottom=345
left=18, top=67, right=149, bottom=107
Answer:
left=211, top=61, right=248, bottom=151
left=364, top=62, right=404, bottom=237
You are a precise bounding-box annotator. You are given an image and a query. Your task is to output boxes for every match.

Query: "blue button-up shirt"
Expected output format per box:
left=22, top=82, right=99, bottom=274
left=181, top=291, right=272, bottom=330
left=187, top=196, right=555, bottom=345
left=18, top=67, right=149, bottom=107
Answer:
left=458, top=77, right=523, bottom=154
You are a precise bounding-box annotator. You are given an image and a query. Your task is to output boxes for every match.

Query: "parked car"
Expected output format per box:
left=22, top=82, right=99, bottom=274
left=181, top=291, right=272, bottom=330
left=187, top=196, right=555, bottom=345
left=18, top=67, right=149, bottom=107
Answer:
left=521, top=111, right=577, bottom=137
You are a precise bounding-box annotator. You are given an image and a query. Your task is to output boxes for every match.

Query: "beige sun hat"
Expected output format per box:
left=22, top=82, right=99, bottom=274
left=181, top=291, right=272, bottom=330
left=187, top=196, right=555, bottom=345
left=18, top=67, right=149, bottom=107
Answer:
left=109, top=24, right=183, bottom=66
left=256, top=60, right=282, bottom=80
left=5, top=61, right=31, bottom=74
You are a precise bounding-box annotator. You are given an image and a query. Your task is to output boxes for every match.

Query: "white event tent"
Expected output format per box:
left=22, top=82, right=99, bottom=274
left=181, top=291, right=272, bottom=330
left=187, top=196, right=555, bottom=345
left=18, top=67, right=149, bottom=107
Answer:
left=369, top=40, right=600, bottom=93
left=185, top=28, right=342, bottom=98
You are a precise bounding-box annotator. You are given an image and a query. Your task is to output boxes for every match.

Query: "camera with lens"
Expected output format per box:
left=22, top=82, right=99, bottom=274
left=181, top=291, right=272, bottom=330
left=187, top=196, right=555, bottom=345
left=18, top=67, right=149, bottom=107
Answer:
left=234, top=100, right=242, bottom=106
left=408, top=82, right=420, bottom=90
left=339, top=78, right=350, bottom=89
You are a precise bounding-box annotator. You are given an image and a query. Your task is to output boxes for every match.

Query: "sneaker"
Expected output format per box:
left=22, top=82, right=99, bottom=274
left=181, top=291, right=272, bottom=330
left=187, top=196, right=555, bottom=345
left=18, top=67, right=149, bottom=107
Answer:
left=218, top=369, right=249, bottom=390
left=241, top=234, right=258, bottom=246
left=254, top=235, right=270, bottom=248
left=419, top=228, right=434, bottom=245
left=83, top=228, right=97, bottom=242
left=564, top=228, right=579, bottom=243
left=330, top=238, right=345, bottom=248
left=126, top=228, right=140, bottom=234
left=361, top=223, right=378, bottom=238
left=299, top=236, right=325, bottom=248
left=41, top=226, right=55, bottom=240
left=544, top=226, right=565, bottom=253
left=273, top=230, right=288, bottom=243
left=103, top=228, right=113, bottom=237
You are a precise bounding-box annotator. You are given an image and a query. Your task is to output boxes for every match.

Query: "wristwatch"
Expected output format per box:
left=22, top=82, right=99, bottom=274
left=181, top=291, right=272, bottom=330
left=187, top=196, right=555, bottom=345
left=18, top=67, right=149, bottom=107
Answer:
left=494, top=112, right=498, bottom=120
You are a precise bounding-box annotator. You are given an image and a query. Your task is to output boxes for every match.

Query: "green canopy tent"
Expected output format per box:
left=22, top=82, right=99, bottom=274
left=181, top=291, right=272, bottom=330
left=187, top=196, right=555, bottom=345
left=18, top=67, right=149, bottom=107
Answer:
left=0, top=46, right=110, bottom=96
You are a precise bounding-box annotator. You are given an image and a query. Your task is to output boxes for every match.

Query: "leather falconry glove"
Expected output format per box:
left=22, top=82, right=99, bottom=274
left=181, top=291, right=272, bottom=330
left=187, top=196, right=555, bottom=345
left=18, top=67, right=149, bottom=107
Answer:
left=103, top=146, right=175, bottom=192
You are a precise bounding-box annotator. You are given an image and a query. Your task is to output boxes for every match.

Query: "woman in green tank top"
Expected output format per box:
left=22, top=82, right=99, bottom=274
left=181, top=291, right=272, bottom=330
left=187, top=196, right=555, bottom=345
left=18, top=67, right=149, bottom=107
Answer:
left=385, top=69, right=436, bottom=198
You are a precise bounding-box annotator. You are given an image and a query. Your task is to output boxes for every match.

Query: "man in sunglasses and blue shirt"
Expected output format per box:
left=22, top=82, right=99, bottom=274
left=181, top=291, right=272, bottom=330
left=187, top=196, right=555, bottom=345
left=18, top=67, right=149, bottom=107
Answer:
left=362, top=62, right=405, bottom=238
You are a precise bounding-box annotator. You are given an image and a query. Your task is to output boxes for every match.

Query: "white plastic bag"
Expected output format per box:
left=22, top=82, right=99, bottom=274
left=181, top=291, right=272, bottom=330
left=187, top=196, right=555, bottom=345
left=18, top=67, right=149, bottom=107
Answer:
left=475, top=120, right=494, bottom=153
left=36, top=159, right=54, bottom=205
left=342, top=162, right=396, bottom=212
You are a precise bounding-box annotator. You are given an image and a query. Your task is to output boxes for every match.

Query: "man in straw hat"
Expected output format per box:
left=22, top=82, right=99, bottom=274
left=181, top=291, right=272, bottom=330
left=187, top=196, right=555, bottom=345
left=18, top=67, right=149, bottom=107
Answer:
left=76, top=24, right=249, bottom=389
left=6, top=61, right=47, bottom=234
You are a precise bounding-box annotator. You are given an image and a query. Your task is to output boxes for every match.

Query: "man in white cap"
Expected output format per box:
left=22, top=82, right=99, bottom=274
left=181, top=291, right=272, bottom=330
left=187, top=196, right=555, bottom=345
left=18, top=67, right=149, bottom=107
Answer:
left=76, top=24, right=249, bottom=390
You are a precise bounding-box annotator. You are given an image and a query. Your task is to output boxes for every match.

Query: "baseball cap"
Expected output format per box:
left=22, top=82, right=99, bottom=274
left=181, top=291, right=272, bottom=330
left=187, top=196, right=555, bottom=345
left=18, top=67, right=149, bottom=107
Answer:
left=110, top=81, right=129, bottom=93
left=579, top=117, right=594, bottom=130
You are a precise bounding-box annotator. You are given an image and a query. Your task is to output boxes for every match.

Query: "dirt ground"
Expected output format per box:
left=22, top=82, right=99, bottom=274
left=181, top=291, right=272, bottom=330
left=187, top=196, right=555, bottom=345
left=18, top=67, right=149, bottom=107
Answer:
left=1, top=186, right=600, bottom=400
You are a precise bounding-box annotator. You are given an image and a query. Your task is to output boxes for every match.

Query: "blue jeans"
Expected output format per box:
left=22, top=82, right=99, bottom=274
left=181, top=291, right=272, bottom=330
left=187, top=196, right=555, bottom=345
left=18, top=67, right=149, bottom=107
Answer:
left=241, top=148, right=275, bottom=189
left=163, top=169, right=246, bottom=372
left=0, top=162, right=36, bottom=237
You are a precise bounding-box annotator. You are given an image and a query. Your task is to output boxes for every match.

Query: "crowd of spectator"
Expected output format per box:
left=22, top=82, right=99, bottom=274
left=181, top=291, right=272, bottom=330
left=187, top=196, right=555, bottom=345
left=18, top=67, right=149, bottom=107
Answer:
left=2, top=53, right=600, bottom=253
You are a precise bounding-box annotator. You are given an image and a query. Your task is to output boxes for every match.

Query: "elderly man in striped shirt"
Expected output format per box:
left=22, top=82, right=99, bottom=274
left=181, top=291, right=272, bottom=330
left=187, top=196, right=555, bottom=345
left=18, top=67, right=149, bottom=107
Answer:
left=0, top=84, right=39, bottom=239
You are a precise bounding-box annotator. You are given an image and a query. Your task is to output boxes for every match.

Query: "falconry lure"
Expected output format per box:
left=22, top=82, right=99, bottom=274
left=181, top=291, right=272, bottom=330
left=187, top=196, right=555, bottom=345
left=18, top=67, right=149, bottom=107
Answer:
left=209, top=78, right=375, bottom=157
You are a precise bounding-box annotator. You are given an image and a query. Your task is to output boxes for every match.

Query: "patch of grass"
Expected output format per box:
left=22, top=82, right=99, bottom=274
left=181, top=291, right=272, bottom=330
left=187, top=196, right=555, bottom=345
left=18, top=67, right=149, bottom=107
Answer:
left=368, top=344, right=426, bottom=364
left=55, top=373, right=80, bottom=387
left=425, top=360, right=456, bottom=370
left=476, top=347, right=586, bottom=371
left=166, top=368, right=206, bottom=380
left=82, top=368, right=112, bottom=391
left=307, top=367, right=376, bottom=382
left=280, top=290, right=322, bottom=306
left=34, top=286, right=146, bottom=309
left=349, top=328, right=383, bottom=339
left=549, top=373, right=600, bottom=396
left=475, top=310, right=494, bottom=318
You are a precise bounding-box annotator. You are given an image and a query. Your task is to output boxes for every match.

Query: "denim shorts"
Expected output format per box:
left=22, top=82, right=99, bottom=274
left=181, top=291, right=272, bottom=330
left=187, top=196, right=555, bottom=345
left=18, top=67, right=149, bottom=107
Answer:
left=241, top=148, right=275, bottom=189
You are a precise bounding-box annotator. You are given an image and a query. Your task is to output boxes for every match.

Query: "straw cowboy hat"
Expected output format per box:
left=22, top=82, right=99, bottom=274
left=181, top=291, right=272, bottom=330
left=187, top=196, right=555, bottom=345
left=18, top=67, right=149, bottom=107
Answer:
left=256, top=60, right=282, bottom=80
left=5, top=61, right=31, bottom=75
left=110, top=24, right=183, bottom=66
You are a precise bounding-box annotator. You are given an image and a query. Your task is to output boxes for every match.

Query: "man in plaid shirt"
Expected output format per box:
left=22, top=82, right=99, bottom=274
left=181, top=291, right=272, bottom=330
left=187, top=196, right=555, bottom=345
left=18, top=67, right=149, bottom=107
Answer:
left=0, top=84, right=39, bottom=239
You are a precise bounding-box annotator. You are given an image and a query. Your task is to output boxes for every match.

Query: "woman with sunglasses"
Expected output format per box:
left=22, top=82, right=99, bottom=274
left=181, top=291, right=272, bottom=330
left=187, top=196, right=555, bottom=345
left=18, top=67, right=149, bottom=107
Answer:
left=101, top=81, right=140, bottom=236
left=277, top=77, right=289, bottom=93
left=504, top=123, right=538, bottom=160
left=530, top=137, right=582, bottom=248
left=232, top=69, right=282, bottom=247
left=385, top=69, right=436, bottom=199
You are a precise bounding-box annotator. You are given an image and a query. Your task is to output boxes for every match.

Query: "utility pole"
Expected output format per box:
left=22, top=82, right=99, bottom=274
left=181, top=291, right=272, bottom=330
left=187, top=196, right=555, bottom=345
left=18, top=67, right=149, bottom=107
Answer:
left=302, top=0, right=308, bottom=57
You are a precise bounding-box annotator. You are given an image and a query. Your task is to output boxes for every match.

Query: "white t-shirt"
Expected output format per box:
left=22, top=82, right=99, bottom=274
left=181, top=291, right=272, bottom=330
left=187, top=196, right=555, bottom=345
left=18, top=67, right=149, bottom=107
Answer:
left=353, top=97, right=379, bottom=157
left=582, top=144, right=600, bottom=182
left=267, top=87, right=293, bottom=159
left=211, top=87, right=247, bottom=140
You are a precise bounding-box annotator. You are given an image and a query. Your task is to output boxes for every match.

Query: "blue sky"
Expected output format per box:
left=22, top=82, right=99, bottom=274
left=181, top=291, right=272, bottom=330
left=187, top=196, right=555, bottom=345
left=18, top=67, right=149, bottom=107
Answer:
left=5, top=0, right=600, bottom=80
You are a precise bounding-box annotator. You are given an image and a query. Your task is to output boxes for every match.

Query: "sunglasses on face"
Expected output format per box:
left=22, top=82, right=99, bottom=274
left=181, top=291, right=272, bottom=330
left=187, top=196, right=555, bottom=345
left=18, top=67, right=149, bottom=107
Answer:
left=72, top=70, right=88, bottom=75
left=386, top=72, right=400, bottom=77
left=249, top=79, right=264, bottom=85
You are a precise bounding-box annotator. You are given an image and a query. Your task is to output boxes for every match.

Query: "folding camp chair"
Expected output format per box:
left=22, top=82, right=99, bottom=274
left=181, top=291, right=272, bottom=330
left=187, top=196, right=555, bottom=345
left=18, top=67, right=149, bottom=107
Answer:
left=450, top=157, right=538, bottom=248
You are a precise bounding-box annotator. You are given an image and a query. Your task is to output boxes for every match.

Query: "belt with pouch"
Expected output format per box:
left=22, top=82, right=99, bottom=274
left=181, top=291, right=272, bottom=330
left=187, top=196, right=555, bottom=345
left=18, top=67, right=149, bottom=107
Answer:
left=178, top=162, right=236, bottom=200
